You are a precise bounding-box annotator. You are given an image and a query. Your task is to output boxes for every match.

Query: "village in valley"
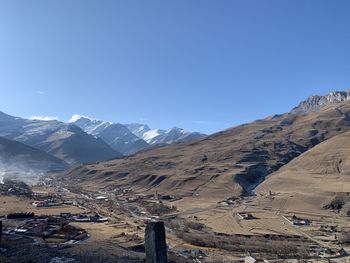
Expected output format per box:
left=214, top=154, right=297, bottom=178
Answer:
left=1, top=175, right=350, bottom=263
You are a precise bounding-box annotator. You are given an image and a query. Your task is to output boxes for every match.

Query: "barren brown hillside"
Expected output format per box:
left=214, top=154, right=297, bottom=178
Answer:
left=255, top=129, right=350, bottom=219
left=59, top=101, right=350, bottom=200
left=257, top=129, right=350, bottom=210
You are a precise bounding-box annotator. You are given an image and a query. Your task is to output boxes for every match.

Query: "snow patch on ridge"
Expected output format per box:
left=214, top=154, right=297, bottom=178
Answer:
left=29, top=116, right=59, bottom=121
left=142, top=129, right=164, bottom=143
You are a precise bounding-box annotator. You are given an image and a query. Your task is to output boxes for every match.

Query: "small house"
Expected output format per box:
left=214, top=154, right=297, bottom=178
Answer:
left=237, top=212, right=255, bottom=220
left=291, top=215, right=311, bottom=226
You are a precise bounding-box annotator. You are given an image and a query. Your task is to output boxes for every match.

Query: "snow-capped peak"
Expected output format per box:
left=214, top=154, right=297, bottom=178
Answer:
left=69, top=115, right=112, bottom=136
left=142, top=129, right=165, bottom=143
left=68, top=114, right=94, bottom=123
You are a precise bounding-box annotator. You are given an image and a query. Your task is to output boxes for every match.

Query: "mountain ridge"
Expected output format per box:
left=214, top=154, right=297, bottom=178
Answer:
left=58, top=90, right=350, bottom=200
left=292, top=90, right=350, bottom=114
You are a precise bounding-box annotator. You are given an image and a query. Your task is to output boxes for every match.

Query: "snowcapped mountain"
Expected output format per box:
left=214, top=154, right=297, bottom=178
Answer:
left=0, top=110, right=205, bottom=173
left=0, top=111, right=121, bottom=165
left=148, top=127, right=206, bottom=144
left=292, top=90, right=350, bottom=114
left=124, top=123, right=151, bottom=138
left=126, top=123, right=206, bottom=144
left=125, top=123, right=206, bottom=144
left=96, top=124, right=149, bottom=155
left=71, top=116, right=207, bottom=153
left=124, top=124, right=166, bottom=143
left=71, top=117, right=149, bottom=155
left=143, top=129, right=166, bottom=143
left=69, top=115, right=111, bottom=135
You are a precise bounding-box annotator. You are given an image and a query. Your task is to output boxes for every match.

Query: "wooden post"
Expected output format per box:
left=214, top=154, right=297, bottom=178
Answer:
left=145, top=221, right=167, bottom=263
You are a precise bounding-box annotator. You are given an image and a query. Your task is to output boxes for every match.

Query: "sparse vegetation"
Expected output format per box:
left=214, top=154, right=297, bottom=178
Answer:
left=167, top=218, right=313, bottom=259
left=337, top=231, right=350, bottom=244
left=140, top=200, right=176, bottom=216
left=323, top=193, right=350, bottom=213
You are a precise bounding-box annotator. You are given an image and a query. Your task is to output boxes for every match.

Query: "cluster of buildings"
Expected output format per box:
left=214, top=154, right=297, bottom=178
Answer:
left=32, top=200, right=62, bottom=208
left=0, top=180, right=33, bottom=197
left=3, top=210, right=109, bottom=247
left=5, top=214, right=88, bottom=246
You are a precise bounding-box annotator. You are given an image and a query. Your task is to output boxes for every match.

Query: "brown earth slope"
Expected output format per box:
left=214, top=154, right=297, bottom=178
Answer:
left=259, top=129, right=350, bottom=193
left=256, top=129, right=350, bottom=214
left=59, top=100, right=350, bottom=200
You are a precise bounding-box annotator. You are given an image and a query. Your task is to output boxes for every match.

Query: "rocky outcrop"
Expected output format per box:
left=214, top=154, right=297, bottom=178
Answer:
left=292, top=90, right=350, bottom=114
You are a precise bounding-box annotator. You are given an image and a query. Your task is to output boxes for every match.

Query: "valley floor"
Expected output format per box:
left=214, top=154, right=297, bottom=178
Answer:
left=1, top=179, right=350, bottom=263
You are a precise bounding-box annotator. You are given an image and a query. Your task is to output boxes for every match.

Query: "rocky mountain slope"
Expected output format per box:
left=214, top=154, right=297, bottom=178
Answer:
left=60, top=90, right=350, bottom=199
left=71, top=116, right=149, bottom=155
left=70, top=115, right=111, bottom=135
left=125, top=123, right=206, bottom=144
left=147, top=127, right=206, bottom=144
left=97, top=124, right=149, bottom=155
left=0, top=111, right=121, bottom=165
left=124, top=123, right=161, bottom=143
left=291, top=90, right=350, bottom=114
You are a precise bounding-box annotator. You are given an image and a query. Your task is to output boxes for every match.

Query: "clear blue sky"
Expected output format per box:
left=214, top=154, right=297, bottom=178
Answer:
left=1, top=0, right=350, bottom=134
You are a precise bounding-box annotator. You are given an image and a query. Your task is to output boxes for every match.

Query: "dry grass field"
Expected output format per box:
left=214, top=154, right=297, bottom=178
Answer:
left=0, top=195, right=85, bottom=215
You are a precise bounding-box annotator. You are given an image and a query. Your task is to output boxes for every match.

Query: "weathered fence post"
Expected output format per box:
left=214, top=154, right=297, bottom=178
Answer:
left=145, top=221, right=167, bottom=263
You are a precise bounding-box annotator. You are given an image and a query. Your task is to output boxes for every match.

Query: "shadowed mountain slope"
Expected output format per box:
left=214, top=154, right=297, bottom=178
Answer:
left=97, top=123, right=149, bottom=155
left=0, top=136, right=68, bottom=172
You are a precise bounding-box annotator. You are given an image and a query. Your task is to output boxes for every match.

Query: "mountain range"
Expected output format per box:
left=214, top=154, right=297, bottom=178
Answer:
left=70, top=115, right=206, bottom=155
left=124, top=123, right=207, bottom=145
left=3, top=88, right=350, bottom=201
left=60, top=90, right=350, bottom=208
left=0, top=111, right=205, bottom=180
